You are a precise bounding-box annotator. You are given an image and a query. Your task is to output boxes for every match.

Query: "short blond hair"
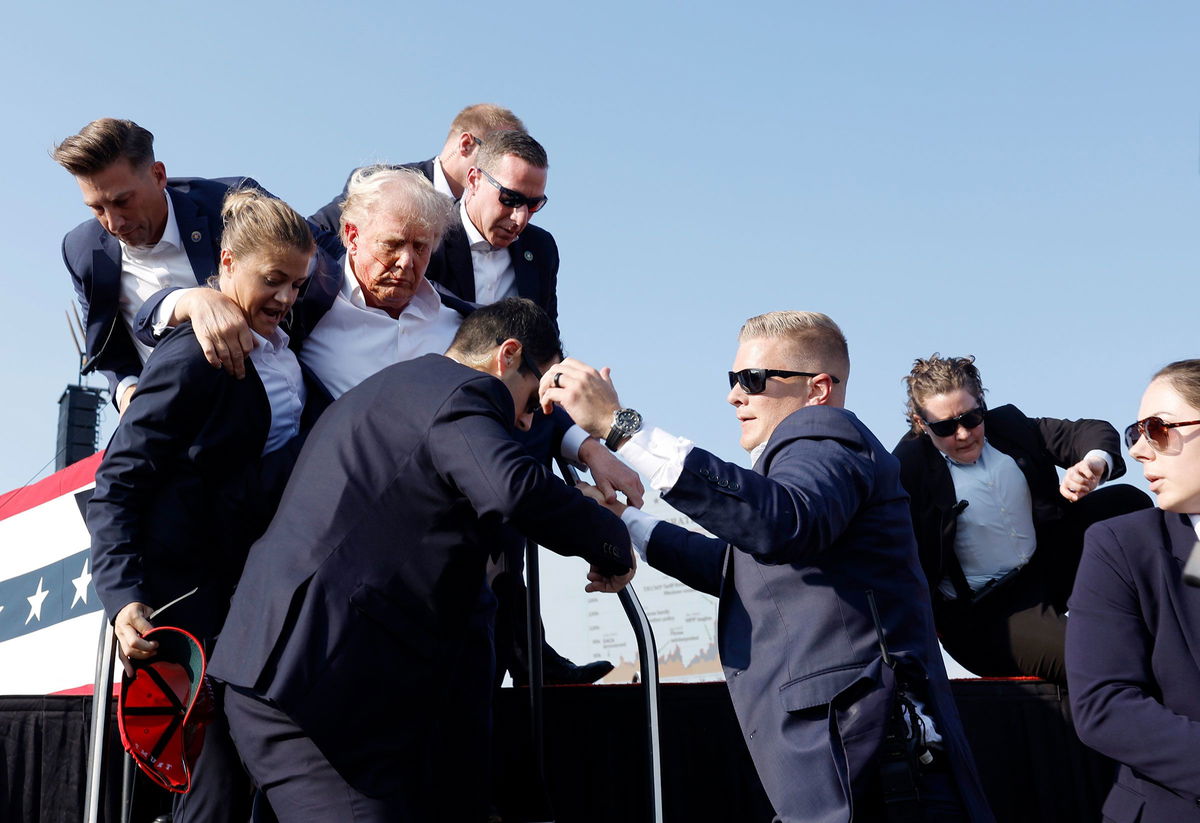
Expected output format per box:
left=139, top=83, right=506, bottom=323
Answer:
left=446, top=104, right=525, bottom=142
left=339, top=165, right=455, bottom=244
left=738, top=311, right=849, bottom=381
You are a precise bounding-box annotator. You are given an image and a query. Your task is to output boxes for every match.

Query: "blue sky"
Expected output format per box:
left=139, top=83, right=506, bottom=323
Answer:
left=1, top=2, right=1196, bottom=495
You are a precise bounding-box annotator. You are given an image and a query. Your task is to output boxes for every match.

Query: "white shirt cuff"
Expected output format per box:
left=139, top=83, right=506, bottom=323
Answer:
left=115, top=375, right=139, bottom=410
left=618, top=423, right=694, bottom=493
left=559, top=425, right=590, bottom=468
left=620, top=506, right=659, bottom=562
left=151, top=289, right=186, bottom=339
left=1084, top=449, right=1114, bottom=481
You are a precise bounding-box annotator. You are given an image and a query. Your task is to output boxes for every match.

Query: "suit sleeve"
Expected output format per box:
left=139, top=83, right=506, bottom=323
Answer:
left=664, top=428, right=875, bottom=565
left=1066, top=521, right=1200, bottom=796
left=1035, top=415, right=1125, bottom=480
left=428, top=378, right=632, bottom=574
left=87, top=332, right=229, bottom=619
left=646, top=521, right=725, bottom=597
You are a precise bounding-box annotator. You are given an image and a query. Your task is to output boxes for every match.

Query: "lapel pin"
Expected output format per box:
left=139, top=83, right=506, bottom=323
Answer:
left=191, top=231, right=202, bottom=242
left=524, top=250, right=533, bottom=262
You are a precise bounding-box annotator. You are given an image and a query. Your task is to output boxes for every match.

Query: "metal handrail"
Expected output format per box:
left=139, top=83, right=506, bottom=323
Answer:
left=83, top=617, right=115, bottom=823
left=542, top=459, right=663, bottom=823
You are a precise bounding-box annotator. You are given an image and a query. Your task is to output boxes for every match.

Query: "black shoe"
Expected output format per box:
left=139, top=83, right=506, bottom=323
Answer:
left=514, top=657, right=614, bottom=686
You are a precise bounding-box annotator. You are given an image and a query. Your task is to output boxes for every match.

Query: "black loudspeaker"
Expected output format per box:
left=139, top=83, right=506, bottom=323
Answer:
left=56, top=385, right=104, bottom=470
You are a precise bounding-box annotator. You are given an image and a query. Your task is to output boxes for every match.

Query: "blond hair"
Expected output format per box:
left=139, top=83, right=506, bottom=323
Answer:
left=738, top=311, right=849, bottom=381
left=339, top=165, right=455, bottom=243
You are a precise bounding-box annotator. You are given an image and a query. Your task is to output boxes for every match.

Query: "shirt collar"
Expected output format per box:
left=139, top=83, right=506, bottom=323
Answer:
left=1189, top=514, right=1200, bottom=542
left=459, top=200, right=500, bottom=254
left=250, top=324, right=290, bottom=355
left=340, top=255, right=441, bottom=317
left=942, top=438, right=989, bottom=468
left=122, top=190, right=182, bottom=256
left=432, top=158, right=453, bottom=198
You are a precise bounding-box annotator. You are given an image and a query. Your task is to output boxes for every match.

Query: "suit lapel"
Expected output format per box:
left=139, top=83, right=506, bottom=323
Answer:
left=446, top=224, right=476, bottom=302
left=170, top=188, right=218, bottom=284
left=84, top=232, right=124, bottom=364
left=509, top=237, right=539, bottom=304
left=1162, top=512, right=1200, bottom=672
left=1166, top=510, right=1199, bottom=569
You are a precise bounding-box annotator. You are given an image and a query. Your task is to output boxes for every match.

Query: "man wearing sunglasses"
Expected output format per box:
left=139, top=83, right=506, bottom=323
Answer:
left=541, top=312, right=994, bottom=822
left=423, top=130, right=559, bottom=326
left=892, top=354, right=1150, bottom=686
left=308, top=102, right=526, bottom=235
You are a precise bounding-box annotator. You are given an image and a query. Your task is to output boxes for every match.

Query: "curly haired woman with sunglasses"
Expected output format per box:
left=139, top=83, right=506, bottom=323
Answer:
left=1067, top=360, right=1200, bottom=822
left=891, top=354, right=1149, bottom=685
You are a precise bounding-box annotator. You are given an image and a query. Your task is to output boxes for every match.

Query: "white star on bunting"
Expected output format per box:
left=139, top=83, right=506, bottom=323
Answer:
left=71, top=558, right=93, bottom=608
left=26, top=577, right=49, bottom=625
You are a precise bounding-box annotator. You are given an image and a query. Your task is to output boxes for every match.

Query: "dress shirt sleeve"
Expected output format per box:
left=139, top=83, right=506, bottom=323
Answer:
left=558, top=425, right=590, bottom=467
left=618, top=424, right=694, bottom=493
left=150, top=289, right=185, bottom=338
left=620, top=506, right=660, bottom=562
left=1083, top=448, right=1115, bottom=482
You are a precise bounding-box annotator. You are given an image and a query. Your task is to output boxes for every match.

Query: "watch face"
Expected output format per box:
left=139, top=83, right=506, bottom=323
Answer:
left=615, top=408, right=642, bottom=433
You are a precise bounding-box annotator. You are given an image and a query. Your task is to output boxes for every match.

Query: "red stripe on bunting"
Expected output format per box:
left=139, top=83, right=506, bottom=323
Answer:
left=0, top=451, right=105, bottom=522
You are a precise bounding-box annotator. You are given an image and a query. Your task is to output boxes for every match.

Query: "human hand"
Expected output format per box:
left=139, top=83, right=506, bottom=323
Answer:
left=1060, top=454, right=1107, bottom=502
left=539, top=358, right=622, bottom=439
left=578, top=439, right=644, bottom=508
left=114, top=601, right=158, bottom=676
left=585, top=554, right=637, bottom=594
left=176, top=288, right=254, bottom=378
left=576, top=480, right=630, bottom=517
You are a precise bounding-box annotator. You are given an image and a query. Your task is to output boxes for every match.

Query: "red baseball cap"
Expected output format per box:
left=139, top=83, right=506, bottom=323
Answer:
left=117, top=626, right=214, bottom=793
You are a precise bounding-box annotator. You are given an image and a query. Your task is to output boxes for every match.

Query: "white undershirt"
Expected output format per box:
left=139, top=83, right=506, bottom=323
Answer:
left=117, top=193, right=200, bottom=395
left=1190, top=514, right=1200, bottom=543
left=247, top=326, right=305, bottom=455
left=299, top=259, right=464, bottom=400
left=459, top=201, right=517, bottom=305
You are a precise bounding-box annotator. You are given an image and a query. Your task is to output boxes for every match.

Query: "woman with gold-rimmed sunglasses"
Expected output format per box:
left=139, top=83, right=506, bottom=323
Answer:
left=1067, top=359, right=1200, bottom=822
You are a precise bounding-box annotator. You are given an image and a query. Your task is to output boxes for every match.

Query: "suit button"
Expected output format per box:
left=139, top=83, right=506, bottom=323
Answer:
left=730, top=482, right=740, bottom=491
left=718, top=479, right=728, bottom=488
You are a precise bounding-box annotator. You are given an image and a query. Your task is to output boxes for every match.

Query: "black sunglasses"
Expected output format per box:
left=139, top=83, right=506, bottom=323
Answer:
left=922, top=406, right=986, bottom=438
left=1124, top=416, right=1200, bottom=452
left=728, top=368, right=840, bottom=395
left=477, top=168, right=548, bottom=213
left=518, top=352, right=544, bottom=416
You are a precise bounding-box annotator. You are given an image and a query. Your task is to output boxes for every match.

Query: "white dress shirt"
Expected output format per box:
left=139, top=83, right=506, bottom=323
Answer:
left=117, top=193, right=200, bottom=395
left=459, top=201, right=517, bottom=305
left=431, top=158, right=453, bottom=198
left=1190, top=514, right=1200, bottom=543
left=247, top=326, right=305, bottom=455
left=299, top=259, right=464, bottom=400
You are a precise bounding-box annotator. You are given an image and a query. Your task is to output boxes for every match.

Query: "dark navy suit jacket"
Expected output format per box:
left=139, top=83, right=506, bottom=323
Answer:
left=893, top=404, right=1124, bottom=602
left=63, top=177, right=257, bottom=398
left=424, top=220, right=559, bottom=327
left=86, top=323, right=313, bottom=641
left=1068, top=508, right=1200, bottom=822
left=208, top=354, right=631, bottom=797
left=646, top=406, right=993, bottom=823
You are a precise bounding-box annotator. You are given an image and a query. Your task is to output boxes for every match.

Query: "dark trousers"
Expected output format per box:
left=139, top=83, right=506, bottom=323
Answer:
left=223, top=686, right=422, bottom=823
left=937, top=483, right=1151, bottom=686
left=172, top=702, right=253, bottom=823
